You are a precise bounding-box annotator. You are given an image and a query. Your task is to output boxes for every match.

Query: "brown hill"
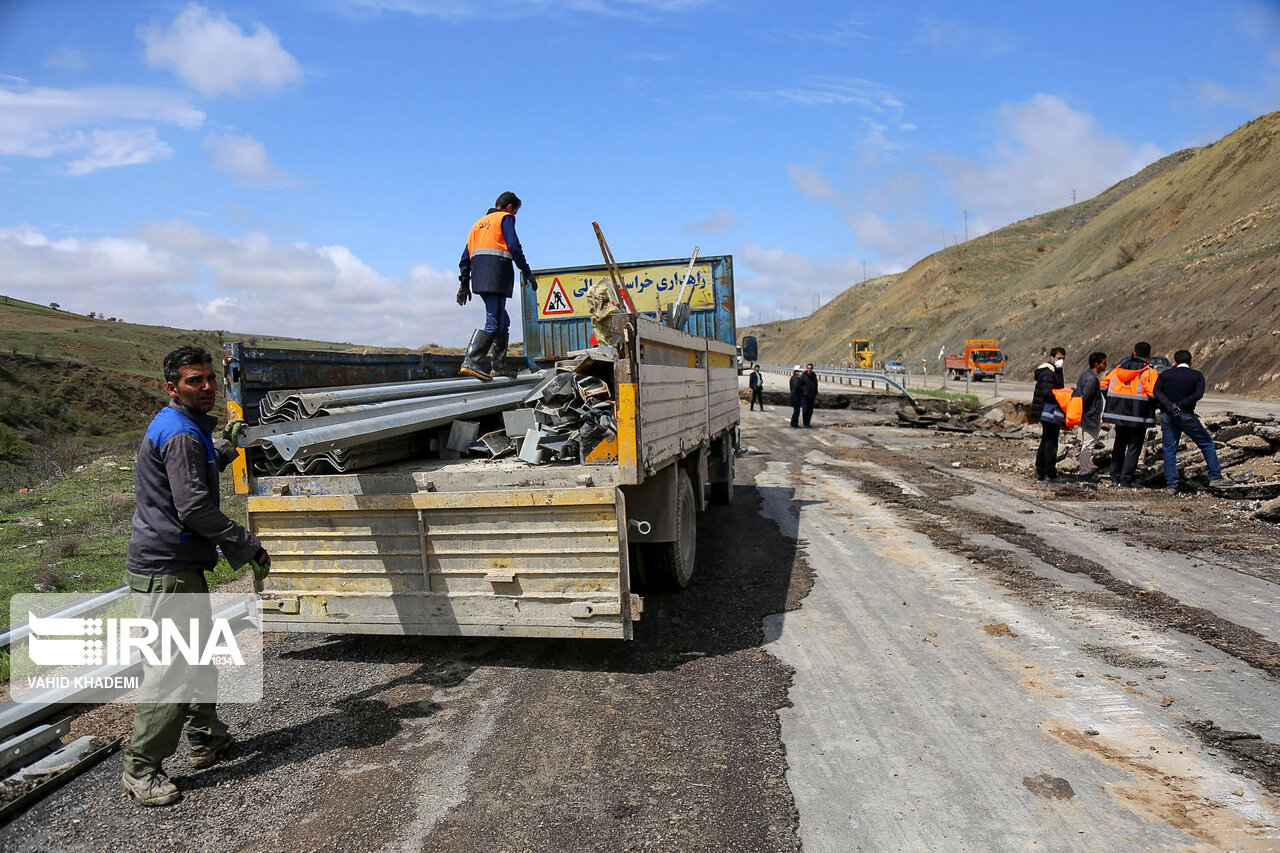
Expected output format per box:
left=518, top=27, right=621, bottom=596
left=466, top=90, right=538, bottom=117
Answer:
left=744, top=111, right=1280, bottom=397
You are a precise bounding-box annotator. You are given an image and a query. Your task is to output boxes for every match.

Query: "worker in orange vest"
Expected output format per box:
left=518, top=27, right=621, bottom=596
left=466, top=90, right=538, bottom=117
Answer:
left=1031, top=346, right=1066, bottom=482
left=1100, top=341, right=1159, bottom=487
left=457, top=191, right=537, bottom=380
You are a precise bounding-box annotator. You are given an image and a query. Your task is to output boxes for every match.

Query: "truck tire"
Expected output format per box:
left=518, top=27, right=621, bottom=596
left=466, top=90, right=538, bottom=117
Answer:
left=643, top=468, right=697, bottom=589
left=709, top=438, right=734, bottom=505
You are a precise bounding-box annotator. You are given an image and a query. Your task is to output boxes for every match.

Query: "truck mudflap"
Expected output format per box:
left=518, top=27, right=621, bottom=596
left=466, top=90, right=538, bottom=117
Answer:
left=249, top=486, right=638, bottom=640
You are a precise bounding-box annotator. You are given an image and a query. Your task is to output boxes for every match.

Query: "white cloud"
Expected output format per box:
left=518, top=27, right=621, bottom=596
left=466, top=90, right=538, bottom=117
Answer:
left=682, top=207, right=738, bottom=232
left=744, top=76, right=902, bottom=110
left=787, top=164, right=840, bottom=201
left=67, top=127, right=172, bottom=175
left=0, top=83, right=203, bottom=159
left=732, top=240, right=867, bottom=326
left=203, top=132, right=296, bottom=187
left=1, top=222, right=466, bottom=348
left=916, top=18, right=1018, bottom=57
left=0, top=225, right=193, bottom=288
left=941, top=94, right=1162, bottom=229
left=338, top=0, right=711, bottom=21
left=140, top=4, right=302, bottom=97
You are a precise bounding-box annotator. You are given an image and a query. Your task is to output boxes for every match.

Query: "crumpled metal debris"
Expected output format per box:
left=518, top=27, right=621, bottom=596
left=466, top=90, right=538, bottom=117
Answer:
left=494, top=353, right=618, bottom=464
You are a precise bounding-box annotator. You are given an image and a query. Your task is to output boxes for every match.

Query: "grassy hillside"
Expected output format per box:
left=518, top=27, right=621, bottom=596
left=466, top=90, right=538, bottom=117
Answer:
left=745, top=111, right=1280, bottom=397
left=0, top=296, right=369, bottom=477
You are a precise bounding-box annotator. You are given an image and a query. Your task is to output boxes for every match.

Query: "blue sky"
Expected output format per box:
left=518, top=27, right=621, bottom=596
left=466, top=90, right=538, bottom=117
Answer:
left=1, top=1, right=1277, bottom=347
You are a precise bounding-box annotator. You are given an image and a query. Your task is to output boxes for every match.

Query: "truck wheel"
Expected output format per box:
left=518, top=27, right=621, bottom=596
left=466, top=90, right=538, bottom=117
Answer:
left=644, top=468, right=697, bottom=589
left=709, top=439, right=734, bottom=505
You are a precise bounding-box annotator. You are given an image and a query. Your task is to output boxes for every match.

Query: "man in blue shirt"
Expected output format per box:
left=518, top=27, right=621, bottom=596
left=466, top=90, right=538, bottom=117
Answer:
left=1153, top=349, right=1223, bottom=494
left=122, top=345, right=270, bottom=806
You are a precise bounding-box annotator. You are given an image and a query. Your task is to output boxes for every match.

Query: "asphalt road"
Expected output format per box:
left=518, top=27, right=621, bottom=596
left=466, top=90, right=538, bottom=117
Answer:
left=6, top=400, right=1280, bottom=851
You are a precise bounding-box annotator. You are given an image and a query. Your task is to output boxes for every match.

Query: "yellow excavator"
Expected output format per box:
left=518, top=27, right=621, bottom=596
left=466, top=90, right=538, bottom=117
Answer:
left=845, top=339, right=875, bottom=369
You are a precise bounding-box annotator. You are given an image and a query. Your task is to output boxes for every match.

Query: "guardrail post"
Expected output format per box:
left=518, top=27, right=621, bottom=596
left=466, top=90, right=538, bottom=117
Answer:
left=993, top=374, right=1000, bottom=399
left=965, top=370, right=971, bottom=395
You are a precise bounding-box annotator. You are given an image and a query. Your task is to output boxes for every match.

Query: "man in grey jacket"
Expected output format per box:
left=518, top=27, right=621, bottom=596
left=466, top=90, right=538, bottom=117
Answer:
left=1075, top=352, right=1107, bottom=481
left=121, top=345, right=270, bottom=807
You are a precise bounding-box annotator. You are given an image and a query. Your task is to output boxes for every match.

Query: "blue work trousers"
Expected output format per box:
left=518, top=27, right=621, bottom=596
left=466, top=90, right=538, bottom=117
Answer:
left=481, top=294, right=510, bottom=337
left=1160, top=411, right=1221, bottom=488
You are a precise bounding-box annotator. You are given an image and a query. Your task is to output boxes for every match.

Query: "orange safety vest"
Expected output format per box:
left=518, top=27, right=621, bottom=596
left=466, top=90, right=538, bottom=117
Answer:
left=466, top=211, right=513, bottom=261
left=1101, top=362, right=1158, bottom=426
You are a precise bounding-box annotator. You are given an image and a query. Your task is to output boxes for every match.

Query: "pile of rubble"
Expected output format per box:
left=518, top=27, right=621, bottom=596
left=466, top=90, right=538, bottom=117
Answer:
left=452, top=348, right=619, bottom=465
left=899, top=402, right=1280, bottom=510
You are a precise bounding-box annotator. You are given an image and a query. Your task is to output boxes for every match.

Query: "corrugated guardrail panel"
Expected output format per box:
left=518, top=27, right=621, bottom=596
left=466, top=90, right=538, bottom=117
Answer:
left=249, top=487, right=631, bottom=639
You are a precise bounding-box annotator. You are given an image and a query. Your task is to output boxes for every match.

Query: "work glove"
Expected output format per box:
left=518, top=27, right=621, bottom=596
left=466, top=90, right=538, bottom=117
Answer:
left=456, top=275, right=471, bottom=306
left=223, top=419, right=248, bottom=446
left=1168, top=404, right=1182, bottom=417
left=523, top=271, right=538, bottom=290
left=251, top=549, right=271, bottom=582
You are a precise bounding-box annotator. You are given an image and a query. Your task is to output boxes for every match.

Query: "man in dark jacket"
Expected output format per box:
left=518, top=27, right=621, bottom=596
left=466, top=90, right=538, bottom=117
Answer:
left=1074, top=352, right=1107, bottom=481
left=121, top=346, right=270, bottom=807
left=1031, top=347, right=1066, bottom=482
left=457, top=191, right=536, bottom=380
left=800, top=363, right=819, bottom=427
left=748, top=365, right=765, bottom=411
left=789, top=366, right=803, bottom=427
left=1154, top=349, right=1222, bottom=493
left=1101, top=341, right=1159, bottom=487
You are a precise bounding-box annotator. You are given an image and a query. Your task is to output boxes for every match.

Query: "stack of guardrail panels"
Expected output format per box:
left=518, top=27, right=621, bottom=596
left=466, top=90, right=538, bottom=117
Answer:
left=473, top=350, right=618, bottom=465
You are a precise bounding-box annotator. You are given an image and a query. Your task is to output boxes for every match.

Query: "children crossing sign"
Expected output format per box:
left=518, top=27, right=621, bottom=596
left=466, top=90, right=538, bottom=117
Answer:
left=541, top=279, right=575, bottom=316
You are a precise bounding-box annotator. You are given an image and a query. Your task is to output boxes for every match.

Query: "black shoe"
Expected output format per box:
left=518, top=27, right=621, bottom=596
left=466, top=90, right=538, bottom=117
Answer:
left=1035, top=475, right=1046, bottom=482
left=1044, top=477, right=1065, bottom=484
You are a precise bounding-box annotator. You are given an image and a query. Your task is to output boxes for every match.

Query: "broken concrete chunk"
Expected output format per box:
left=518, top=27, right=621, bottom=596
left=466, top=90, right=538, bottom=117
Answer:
left=1226, top=434, right=1272, bottom=453
left=1254, top=496, right=1280, bottom=522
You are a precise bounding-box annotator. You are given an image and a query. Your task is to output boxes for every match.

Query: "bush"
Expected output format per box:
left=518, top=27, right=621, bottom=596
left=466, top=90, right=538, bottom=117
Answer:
left=0, top=424, right=25, bottom=461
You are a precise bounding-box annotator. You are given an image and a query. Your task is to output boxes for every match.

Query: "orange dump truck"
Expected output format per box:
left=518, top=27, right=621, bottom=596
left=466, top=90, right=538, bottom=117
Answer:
left=944, top=339, right=1005, bottom=380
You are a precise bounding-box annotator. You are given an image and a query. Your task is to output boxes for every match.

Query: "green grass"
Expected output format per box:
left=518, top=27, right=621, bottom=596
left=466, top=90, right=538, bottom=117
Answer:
left=0, top=453, right=249, bottom=631
left=907, top=387, right=980, bottom=406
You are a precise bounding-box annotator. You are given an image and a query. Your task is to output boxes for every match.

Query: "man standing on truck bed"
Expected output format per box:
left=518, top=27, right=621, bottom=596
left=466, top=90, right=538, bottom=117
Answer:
left=121, top=345, right=271, bottom=807
left=457, top=191, right=537, bottom=381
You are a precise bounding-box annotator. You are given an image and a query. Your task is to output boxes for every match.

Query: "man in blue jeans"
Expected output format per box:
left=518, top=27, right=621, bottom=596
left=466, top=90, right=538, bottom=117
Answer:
left=1153, top=349, right=1223, bottom=494
left=457, top=191, right=536, bottom=380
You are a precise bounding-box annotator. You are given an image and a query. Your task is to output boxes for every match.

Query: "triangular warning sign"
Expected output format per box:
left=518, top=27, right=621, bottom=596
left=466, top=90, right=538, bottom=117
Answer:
left=542, top=278, right=574, bottom=315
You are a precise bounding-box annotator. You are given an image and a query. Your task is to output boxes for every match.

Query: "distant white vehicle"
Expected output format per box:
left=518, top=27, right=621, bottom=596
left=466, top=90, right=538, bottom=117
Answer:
left=884, top=360, right=906, bottom=373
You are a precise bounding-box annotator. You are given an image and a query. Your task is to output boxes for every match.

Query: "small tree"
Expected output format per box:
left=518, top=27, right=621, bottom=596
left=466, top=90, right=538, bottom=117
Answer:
left=49, top=302, right=60, bottom=310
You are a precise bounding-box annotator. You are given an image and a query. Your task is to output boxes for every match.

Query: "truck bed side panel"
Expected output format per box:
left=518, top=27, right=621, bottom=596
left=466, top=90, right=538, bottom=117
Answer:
left=706, top=338, right=739, bottom=438
left=250, top=486, right=633, bottom=639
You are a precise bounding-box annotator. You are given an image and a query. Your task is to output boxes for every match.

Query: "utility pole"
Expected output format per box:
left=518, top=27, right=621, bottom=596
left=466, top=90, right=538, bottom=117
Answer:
left=963, top=209, right=968, bottom=243
left=1071, top=189, right=1078, bottom=231
left=863, top=260, right=867, bottom=282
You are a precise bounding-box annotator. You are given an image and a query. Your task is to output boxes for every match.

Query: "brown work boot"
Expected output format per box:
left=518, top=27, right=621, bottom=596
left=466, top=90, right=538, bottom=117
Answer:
left=122, top=770, right=181, bottom=806
left=188, top=732, right=234, bottom=768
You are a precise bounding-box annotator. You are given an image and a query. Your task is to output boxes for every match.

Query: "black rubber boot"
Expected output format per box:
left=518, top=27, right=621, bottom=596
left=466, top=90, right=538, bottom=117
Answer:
left=459, top=330, right=494, bottom=381
left=489, top=332, right=516, bottom=378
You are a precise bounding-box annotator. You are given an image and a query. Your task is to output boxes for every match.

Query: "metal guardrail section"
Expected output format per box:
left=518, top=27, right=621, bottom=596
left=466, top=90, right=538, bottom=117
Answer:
left=0, top=597, right=253, bottom=741
left=0, top=586, right=129, bottom=650
left=759, top=364, right=917, bottom=406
